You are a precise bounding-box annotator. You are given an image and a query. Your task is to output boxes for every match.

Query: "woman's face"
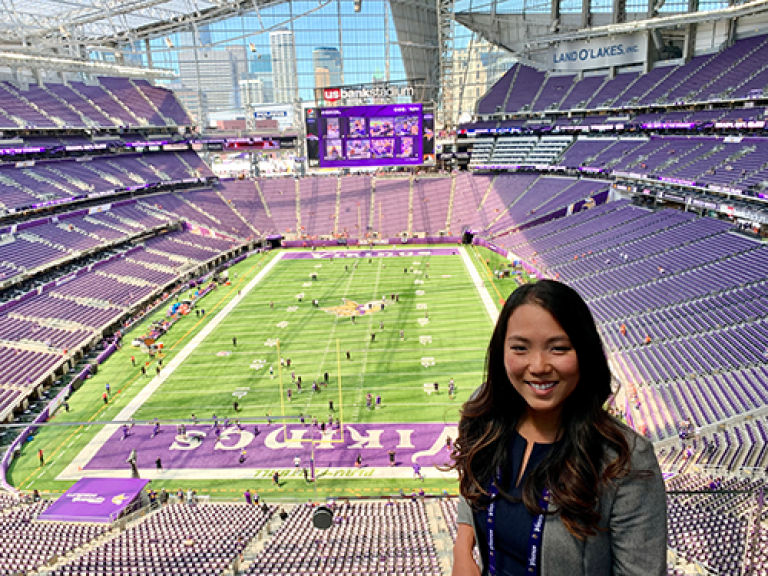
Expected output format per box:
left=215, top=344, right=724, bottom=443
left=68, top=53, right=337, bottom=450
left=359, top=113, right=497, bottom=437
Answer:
left=503, top=303, right=580, bottom=423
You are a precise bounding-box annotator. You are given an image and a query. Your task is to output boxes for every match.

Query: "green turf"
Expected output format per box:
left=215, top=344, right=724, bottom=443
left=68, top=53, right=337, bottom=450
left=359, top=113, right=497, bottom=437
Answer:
left=469, top=245, right=533, bottom=310
left=8, top=245, right=501, bottom=500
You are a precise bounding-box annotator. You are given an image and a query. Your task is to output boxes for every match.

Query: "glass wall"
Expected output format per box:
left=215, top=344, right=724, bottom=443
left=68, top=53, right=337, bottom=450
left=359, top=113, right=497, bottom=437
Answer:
left=129, top=0, right=411, bottom=126
left=452, top=0, right=518, bottom=122
left=119, top=0, right=516, bottom=127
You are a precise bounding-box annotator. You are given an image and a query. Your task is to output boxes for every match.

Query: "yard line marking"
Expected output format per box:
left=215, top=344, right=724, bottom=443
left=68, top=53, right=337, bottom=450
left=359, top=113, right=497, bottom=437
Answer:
left=57, top=252, right=285, bottom=480
left=352, top=258, right=385, bottom=422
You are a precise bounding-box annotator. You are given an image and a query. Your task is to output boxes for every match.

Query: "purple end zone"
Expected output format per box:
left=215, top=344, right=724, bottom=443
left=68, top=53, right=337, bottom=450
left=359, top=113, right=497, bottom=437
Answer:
left=282, top=248, right=460, bottom=260
left=84, top=423, right=457, bottom=471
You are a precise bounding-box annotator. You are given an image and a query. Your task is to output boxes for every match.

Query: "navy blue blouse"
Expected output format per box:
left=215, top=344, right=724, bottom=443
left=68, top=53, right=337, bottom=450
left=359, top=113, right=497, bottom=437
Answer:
left=473, top=430, right=559, bottom=576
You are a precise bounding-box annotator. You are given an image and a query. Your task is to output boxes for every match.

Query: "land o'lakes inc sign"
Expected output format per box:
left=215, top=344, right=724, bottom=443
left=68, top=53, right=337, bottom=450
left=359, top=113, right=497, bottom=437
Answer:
left=548, top=32, right=647, bottom=72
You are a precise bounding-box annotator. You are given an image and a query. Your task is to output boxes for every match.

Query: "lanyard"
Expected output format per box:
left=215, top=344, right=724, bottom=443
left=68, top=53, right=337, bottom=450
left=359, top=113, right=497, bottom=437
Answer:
left=487, top=468, right=549, bottom=576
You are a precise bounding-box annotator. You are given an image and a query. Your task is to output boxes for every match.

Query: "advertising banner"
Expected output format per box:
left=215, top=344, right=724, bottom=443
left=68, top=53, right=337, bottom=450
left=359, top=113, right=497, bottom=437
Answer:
left=549, top=33, right=647, bottom=71
left=38, top=478, right=148, bottom=523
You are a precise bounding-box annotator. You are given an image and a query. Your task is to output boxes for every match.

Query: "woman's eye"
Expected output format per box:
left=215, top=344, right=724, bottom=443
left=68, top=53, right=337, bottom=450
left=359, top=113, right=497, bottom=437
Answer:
left=510, top=346, right=527, bottom=352
left=552, top=346, right=572, bottom=353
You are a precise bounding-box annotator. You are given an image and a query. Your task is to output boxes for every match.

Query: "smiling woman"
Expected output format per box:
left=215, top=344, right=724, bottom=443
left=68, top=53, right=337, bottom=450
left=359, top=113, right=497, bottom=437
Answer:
left=503, top=304, right=581, bottom=438
left=448, top=280, right=667, bottom=576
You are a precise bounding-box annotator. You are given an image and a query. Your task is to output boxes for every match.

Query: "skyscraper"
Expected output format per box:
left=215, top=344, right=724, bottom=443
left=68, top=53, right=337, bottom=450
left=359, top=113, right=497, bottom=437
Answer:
left=270, top=28, right=298, bottom=104
left=177, top=45, right=248, bottom=112
left=313, top=47, right=342, bottom=89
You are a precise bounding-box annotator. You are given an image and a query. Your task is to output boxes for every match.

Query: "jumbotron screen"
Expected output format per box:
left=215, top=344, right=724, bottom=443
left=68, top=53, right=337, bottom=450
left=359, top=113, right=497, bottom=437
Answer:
left=305, top=104, right=433, bottom=168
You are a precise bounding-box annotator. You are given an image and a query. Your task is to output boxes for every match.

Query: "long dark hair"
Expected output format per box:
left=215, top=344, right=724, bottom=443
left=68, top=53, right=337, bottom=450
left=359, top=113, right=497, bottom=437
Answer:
left=450, top=280, right=634, bottom=539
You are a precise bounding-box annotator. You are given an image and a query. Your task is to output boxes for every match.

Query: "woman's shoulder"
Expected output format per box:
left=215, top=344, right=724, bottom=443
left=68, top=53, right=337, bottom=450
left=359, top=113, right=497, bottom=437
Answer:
left=604, top=417, right=659, bottom=471
left=613, top=417, right=653, bottom=448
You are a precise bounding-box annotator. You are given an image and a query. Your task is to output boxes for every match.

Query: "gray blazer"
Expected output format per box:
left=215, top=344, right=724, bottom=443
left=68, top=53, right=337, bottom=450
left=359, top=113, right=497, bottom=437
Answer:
left=457, top=426, right=667, bottom=576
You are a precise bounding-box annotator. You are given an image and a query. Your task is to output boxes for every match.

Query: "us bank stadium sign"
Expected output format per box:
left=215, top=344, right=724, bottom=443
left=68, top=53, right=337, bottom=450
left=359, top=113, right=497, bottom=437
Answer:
left=549, top=33, right=647, bottom=72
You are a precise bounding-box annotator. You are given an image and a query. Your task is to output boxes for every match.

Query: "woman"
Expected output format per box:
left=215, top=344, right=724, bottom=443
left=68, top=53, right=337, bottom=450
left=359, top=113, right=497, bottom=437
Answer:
left=450, top=280, right=666, bottom=576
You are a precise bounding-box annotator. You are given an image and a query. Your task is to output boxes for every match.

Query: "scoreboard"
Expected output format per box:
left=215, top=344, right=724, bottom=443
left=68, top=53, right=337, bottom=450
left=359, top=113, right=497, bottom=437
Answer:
left=305, top=103, right=434, bottom=168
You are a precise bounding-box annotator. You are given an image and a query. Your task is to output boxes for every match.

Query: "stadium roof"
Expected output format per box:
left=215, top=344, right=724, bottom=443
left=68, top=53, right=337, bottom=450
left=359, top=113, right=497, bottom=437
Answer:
left=0, top=0, right=289, bottom=44
left=455, top=0, right=768, bottom=60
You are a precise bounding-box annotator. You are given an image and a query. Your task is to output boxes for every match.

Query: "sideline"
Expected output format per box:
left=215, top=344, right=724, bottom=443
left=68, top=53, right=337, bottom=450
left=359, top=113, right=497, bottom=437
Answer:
left=61, top=465, right=459, bottom=481
left=459, top=246, right=499, bottom=325
left=58, top=252, right=285, bottom=480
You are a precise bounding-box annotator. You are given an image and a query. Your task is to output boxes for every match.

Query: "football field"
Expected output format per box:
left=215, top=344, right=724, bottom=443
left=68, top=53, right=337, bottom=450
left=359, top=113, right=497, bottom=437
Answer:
left=9, top=245, right=516, bottom=500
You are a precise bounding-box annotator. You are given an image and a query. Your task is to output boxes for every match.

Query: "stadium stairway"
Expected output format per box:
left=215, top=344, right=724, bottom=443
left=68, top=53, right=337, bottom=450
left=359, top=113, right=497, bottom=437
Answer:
left=174, top=191, right=223, bottom=227
left=47, top=166, right=92, bottom=192
left=730, top=58, right=768, bottom=97
left=473, top=175, right=497, bottom=230
left=215, top=188, right=260, bottom=237
left=656, top=142, right=706, bottom=173
left=500, top=65, right=521, bottom=112
left=21, top=232, right=70, bottom=255
left=175, top=152, right=199, bottom=177
left=254, top=180, right=272, bottom=219
left=294, top=178, right=302, bottom=235
left=42, top=85, right=93, bottom=127
left=82, top=163, right=124, bottom=187
left=137, top=157, right=170, bottom=180
left=552, top=76, right=580, bottom=110
left=0, top=83, right=62, bottom=128
left=425, top=499, right=456, bottom=576
left=612, top=66, right=664, bottom=106
left=235, top=504, right=295, bottom=575
left=22, top=167, right=78, bottom=197
left=444, top=174, right=457, bottom=234
left=368, top=177, right=377, bottom=232
left=334, top=176, right=342, bottom=236
left=656, top=53, right=721, bottom=105
left=0, top=172, right=43, bottom=203
left=0, top=102, right=22, bottom=128
left=689, top=36, right=768, bottom=102
left=58, top=222, right=102, bottom=245
left=145, top=246, right=190, bottom=267
left=84, top=213, right=133, bottom=236
left=482, top=175, right=541, bottom=233
left=108, top=208, right=149, bottom=230
left=667, top=142, right=729, bottom=179
left=528, top=76, right=553, bottom=111
left=41, top=501, right=165, bottom=575
left=407, top=176, right=415, bottom=236
left=66, top=83, right=117, bottom=125
left=490, top=177, right=588, bottom=237
left=100, top=83, right=144, bottom=126
left=106, top=159, right=146, bottom=184
left=95, top=269, right=155, bottom=288
left=585, top=72, right=637, bottom=108
left=129, top=78, right=173, bottom=126
left=602, top=140, right=648, bottom=169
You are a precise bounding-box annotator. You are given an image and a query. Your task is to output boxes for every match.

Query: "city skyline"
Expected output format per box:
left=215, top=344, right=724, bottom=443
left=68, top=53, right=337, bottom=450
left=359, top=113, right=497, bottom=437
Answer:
left=144, top=0, right=507, bottom=125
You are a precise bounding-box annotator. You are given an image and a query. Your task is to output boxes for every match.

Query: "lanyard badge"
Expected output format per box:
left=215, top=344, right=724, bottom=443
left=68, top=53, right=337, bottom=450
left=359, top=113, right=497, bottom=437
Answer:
left=487, top=468, right=549, bottom=576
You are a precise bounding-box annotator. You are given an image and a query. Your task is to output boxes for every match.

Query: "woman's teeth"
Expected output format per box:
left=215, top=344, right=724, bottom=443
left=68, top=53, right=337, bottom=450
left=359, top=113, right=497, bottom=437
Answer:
left=528, top=381, right=557, bottom=391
